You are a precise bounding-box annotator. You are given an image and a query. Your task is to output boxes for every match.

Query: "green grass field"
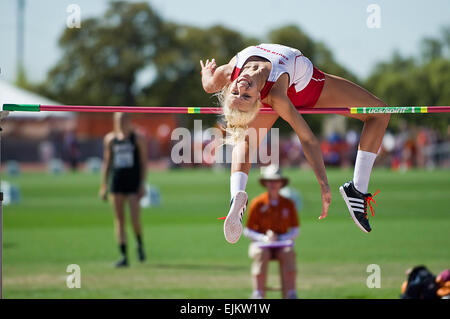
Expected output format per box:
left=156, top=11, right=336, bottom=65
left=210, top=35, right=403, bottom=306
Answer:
left=3, top=168, right=450, bottom=299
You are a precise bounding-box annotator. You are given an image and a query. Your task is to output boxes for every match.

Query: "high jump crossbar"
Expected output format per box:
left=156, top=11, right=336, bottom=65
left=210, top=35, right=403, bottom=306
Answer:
left=2, top=104, right=450, bottom=114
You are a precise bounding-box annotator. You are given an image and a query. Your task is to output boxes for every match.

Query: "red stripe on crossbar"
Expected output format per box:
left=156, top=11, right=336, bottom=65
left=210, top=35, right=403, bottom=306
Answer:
left=39, top=105, right=350, bottom=114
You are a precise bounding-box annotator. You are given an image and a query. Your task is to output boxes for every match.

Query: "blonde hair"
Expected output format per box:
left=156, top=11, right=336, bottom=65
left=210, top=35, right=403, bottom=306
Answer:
left=216, top=84, right=262, bottom=145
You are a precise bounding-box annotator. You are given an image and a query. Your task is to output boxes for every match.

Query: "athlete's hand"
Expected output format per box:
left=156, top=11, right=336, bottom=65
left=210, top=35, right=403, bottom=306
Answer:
left=138, top=184, right=146, bottom=200
left=200, top=58, right=217, bottom=75
left=318, top=184, right=331, bottom=220
left=99, top=185, right=108, bottom=202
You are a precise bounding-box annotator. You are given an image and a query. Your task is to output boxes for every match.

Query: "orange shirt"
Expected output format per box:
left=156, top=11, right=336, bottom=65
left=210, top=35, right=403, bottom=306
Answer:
left=246, top=192, right=299, bottom=235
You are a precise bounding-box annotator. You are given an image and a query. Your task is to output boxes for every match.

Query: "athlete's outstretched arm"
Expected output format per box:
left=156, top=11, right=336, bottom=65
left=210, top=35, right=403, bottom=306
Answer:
left=268, top=86, right=331, bottom=219
left=200, top=56, right=236, bottom=93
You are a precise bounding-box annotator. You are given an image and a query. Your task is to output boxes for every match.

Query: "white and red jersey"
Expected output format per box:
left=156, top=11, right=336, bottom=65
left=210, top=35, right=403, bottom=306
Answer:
left=230, top=43, right=324, bottom=108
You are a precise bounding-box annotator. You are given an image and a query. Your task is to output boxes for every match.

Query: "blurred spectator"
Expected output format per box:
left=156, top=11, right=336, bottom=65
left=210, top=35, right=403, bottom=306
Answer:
left=244, top=165, right=300, bottom=299
left=400, top=265, right=450, bottom=299
left=39, top=140, right=55, bottom=164
left=400, top=265, right=437, bottom=299
left=63, top=130, right=80, bottom=171
left=436, top=269, right=450, bottom=299
left=99, top=113, right=148, bottom=268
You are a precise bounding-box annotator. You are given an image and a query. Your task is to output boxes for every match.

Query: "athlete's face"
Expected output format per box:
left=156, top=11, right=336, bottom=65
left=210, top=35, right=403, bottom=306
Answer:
left=227, top=74, right=260, bottom=112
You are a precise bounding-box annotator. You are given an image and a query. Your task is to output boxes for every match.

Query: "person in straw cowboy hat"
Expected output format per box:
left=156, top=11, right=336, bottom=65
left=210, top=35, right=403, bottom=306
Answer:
left=244, top=165, right=300, bottom=299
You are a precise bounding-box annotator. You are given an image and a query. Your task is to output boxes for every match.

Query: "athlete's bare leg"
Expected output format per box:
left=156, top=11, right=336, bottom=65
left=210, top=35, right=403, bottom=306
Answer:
left=112, top=193, right=127, bottom=244
left=315, top=74, right=390, bottom=154
left=128, top=194, right=142, bottom=236
left=225, top=113, right=279, bottom=244
left=111, top=193, right=129, bottom=266
left=315, top=74, right=390, bottom=232
left=231, top=113, right=279, bottom=175
left=128, top=193, right=145, bottom=261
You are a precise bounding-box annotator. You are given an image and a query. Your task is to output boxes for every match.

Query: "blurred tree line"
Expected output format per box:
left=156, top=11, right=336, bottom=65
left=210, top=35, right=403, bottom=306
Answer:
left=362, top=27, right=450, bottom=132
left=30, top=1, right=449, bottom=134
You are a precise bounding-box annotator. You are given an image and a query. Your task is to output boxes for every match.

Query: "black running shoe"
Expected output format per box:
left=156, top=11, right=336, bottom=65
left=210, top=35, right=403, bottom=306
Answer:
left=339, top=181, right=378, bottom=233
left=115, top=257, right=129, bottom=268
left=137, top=246, right=146, bottom=263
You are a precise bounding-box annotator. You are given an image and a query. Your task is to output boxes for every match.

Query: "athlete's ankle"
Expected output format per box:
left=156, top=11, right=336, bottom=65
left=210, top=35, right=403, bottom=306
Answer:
left=230, top=171, right=248, bottom=198
left=353, top=150, right=377, bottom=193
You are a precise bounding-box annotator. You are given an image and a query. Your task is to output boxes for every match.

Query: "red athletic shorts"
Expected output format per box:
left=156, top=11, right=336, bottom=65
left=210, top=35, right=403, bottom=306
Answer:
left=261, top=66, right=325, bottom=110
left=288, top=66, right=325, bottom=108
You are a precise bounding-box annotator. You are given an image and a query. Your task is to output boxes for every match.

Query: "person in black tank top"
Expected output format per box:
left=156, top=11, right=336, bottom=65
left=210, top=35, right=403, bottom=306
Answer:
left=99, top=113, right=148, bottom=268
left=110, top=131, right=141, bottom=194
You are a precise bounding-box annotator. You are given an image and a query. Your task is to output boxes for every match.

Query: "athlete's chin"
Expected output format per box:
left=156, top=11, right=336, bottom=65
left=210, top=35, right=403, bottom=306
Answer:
left=237, top=103, right=255, bottom=113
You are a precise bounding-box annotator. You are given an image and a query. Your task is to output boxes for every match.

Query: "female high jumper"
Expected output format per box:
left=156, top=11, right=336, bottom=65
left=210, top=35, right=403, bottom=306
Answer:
left=200, top=43, right=389, bottom=243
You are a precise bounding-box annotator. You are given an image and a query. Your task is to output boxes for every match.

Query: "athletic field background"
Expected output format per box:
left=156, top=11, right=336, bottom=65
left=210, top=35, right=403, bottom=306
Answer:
left=3, top=168, right=449, bottom=298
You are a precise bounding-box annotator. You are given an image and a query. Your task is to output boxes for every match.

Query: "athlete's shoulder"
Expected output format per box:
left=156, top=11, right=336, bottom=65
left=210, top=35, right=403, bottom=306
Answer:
left=104, top=132, right=115, bottom=144
left=220, top=55, right=237, bottom=78
left=228, top=55, right=237, bottom=66
left=216, top=63, right=234, bottom=83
